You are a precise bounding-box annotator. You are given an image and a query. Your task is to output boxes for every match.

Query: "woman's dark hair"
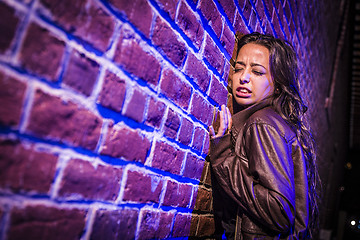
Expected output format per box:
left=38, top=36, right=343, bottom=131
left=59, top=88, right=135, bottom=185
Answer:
left=235, top=32, right=321, bottom=238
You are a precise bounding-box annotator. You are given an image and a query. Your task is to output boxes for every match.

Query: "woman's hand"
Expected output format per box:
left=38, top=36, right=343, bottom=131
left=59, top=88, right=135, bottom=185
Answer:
left=209, top=105, right=232, bottom=139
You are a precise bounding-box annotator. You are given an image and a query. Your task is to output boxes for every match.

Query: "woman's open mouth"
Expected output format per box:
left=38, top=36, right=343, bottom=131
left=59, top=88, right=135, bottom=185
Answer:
left=236, top=87, right=252, bottom=97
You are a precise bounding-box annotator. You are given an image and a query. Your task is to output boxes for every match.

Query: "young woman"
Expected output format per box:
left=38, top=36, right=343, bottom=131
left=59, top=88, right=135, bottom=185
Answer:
left=209, top=33, right=320, bottom=240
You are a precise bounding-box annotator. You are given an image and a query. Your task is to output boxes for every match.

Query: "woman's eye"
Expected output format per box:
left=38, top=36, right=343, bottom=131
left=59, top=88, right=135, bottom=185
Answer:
left=253, top=70, right=264, bottom=76
left=234, top=68, right=243, bottom=73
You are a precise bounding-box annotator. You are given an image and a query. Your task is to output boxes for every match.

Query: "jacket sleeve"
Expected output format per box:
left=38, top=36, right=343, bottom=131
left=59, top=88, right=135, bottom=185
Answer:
left=209, top=123, right=296, bottom=234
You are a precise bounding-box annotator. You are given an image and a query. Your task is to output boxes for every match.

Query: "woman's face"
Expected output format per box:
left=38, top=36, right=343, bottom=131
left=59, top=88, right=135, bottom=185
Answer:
left=231, top=43, right=274, bottom=108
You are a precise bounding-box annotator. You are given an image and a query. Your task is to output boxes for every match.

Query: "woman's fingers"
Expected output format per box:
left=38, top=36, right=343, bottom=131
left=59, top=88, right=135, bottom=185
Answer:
left=209, top=105, right=232, bottom=139
left=226, top=107, right=232, bottom=129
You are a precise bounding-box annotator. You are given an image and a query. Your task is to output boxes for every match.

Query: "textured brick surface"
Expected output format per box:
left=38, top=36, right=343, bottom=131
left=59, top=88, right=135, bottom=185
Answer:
left=178, top=118, right=194, bottom=146
left=190, top=93, right=213, bottom=126
left=98, top=70, right=126, bottom=112
left=27, top=89, right=102, bottom=150
left=183, top=153, right=204, bottom=180
left=8, top=205, right=86, bottom=240
left=145, top=97, right=166, bottom=129
left=192, top=127, right=205, bottom=152
left=163, top=180, right=192, bottom=207
left=155, top=0, right=177, bottom=19
left=176, top=1, right=204, bottom=49
left=172, top=213, right=192, bottom=237
left=19, top=23, right=65, bottom=81
left=184, top=52, right=210, bottom=93
left=123, top=170, right=163, bottom=203
left=39, top=0, right=115, bottom=52
left=152, top=16, right=187, bottom=67
left=101, top=125, right=151, bottom=163
left=58, top=158, right=122, bottom=201
left=0, top=72, right=26, bottom=127
left=198, top=0, right=223, bottom=37
left=114, top=28, right=161, bottom=85
left=209, top=76, right=228, bottom=106
left=0, top=140, right=58, bottom=193
left=62, top=50, right=100, bottom=96
left=0, top=2, right=20, bottom=53
left=197, top=215, right=215, bottom=237
left=90, top=208, right=138, bottom=240
left=123, top=88, right=146, bottom=122
left=164, top=108, right=180, bottom=139
left=218, top=0, right=236, bottom=23
left=138, top=209, right=174, bottom=239
left=160, top=69, right=191, bottom=109
left=204, top=35, right=225, bottom=74
left=194, top=186, right=212, bottom=211
left=109, top=0, right=153, bottom=38
left=151, top=141, right=185, bottom=175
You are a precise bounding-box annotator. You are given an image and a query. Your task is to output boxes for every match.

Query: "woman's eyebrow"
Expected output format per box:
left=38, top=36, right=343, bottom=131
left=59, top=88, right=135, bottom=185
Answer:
left=235, top=61, right=266, bottom=69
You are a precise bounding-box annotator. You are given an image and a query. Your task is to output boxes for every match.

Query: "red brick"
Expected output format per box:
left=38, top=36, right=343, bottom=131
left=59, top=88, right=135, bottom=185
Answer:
left=109, top=0, right=153, bottom=38
left=222, top=60, right=231, bottom=85
left=234, top=11, right=250, bottom=34
left=123, top=170, right=163, bottom=203
left=0, top=139, right=58, bottom=193
left=189, top=214, right=199, bottom=236
left=209, top=76, right=228, bottom=106
left=90, top=208, right=138, bottom=240
left=151, top=141, right=185, bottom=175
left=178, top=118, right=194, bottom=146
left=98, top=70, right=126, bottom=112
left=198, top=0, right=222, bottom=37
left=197, top=215, right=215, bottom=237
left=27, top=89, right=102, bottom=150
left=155, top=0, right=178, bottom=19
left=200, top=160, right=212, bottom=186
left=202, top=131, right=210, bottom=155
left=163, top=180, right=192, bottom=207
left=220, top=23, right=235, bottom=57
left=160, top=69, right=191, bottom=109
left=39, top=0, right=115, bottom=52
left=152, top=16, right=187, bottom=67
left=183, top=153, right=204, bottom=180
left=192, top=127, right=205, bottom=152
left=101, top=125, right=150, bottom=163
left=114, top=28, right=160, bottom=86
left=176, top=1, right=204, bottom=49
left=184, top=52, right=210, bottom=93
left=203, top=35, right=224, bottom=74
left=8, top=205, right=86, bottom=240
left=193, top=186, right=212, bottom=211
left=58, top=158, right=122, bottom=201
left=0, top=2, right=20, bottom=53
left=19, top=23, right=65, bottom=82
left=218, top=0, right=236, bottom=23
left=145, top=97, right=166, bottom=129
left=164, top=108, right=180, bottom=139
left=190, top=93, right=213, bottom=126
left=138, top=209, right=174, bottom=239
left=123, top=88, right=146, bottom=123
left=0, top=72, right=26, bottom=127
left=172, top=213, right=191, bottom=237
left=62, top=50, right=100, bottom=96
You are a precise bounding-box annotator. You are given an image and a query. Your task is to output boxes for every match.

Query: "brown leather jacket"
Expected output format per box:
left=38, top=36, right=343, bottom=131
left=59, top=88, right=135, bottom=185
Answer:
left=210, top=99, right=309, bottom=240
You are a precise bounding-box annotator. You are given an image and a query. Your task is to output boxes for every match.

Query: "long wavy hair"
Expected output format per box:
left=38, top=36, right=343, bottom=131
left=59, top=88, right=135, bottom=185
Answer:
left=234, top=32, right=321, bottom=238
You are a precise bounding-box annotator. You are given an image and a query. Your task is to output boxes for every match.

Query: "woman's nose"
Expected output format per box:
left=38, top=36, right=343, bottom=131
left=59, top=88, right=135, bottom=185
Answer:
left=240, top=72, right=250, bottom=84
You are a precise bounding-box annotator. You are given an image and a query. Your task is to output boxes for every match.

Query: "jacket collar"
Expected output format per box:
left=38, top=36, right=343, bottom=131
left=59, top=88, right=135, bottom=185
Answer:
left=231, top=98, right=272, bottom=137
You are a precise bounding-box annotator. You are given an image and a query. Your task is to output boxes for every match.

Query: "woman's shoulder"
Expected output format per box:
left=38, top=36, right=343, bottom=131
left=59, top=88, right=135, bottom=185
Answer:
left=245, top=106, right=296, bottom=140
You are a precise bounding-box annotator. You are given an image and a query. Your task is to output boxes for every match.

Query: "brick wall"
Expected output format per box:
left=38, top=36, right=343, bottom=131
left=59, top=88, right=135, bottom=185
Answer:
left=0, top=0, right=347, bottom=239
